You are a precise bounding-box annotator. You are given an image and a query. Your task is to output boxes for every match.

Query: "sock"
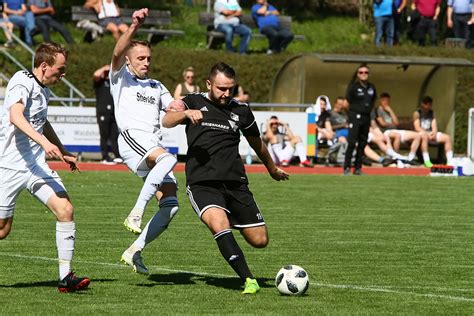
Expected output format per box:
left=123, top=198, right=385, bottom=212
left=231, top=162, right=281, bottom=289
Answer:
left=56, top=221, right=75, bottom=280
left=295, top=142, right=307, bottom=162
left=214, top=230, right=253, bottom=281
left=408, top=152, right=416, bottom=161
left=422, top=152, right=431, bottom=163
left=387, top=148, right=407, bottom=160
left=133, top=153, right=177, bottom=212
left=446, top=151, right=454, bottom=165
left=133, top=197, right=179, bottom=250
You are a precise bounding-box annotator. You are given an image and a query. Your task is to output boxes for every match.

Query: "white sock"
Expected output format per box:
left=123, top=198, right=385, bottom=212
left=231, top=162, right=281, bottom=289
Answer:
left=422, top=152, right=431, bottom=163
left=387, top=148, right=407, bottom=160
left=295, top=142, right=307, bottom=162
left=408, top=152, right=416, bottom=161
left=56, top=221, right=75, bottom=280
left=446, top=151, right=454, bottom=165
left=133, top=153, right=177, bottom=212
left=133, top=197, right=179, bottom=250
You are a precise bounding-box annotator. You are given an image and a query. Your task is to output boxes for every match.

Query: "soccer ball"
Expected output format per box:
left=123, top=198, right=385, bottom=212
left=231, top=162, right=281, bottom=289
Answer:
left=275, top=265, right=309, bottom=295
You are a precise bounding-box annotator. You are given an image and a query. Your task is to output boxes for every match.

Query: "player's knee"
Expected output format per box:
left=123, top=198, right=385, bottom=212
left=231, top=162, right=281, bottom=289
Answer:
left=0, top=222, right=11, bottom=240
left=252, top=234, right=269, bottom=248
left=55, top=202, right=74, bottom=222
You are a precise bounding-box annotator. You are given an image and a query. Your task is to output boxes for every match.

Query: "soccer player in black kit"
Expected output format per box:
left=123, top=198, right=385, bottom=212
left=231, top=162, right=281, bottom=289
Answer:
left=162, top=62, right=289, bottom=294
left=343, top=64, right=377, bottom=175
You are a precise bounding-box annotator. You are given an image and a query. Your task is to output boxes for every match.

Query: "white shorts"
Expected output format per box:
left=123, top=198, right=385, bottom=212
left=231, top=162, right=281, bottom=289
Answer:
left=383, top=129, right=407, bottom=143
left=0, top=162, right=66, bottom=219
left=118, top=129, right=177, bottom=183
left=269, top=142, right=294, bottom=164
left=367, top=132, right=374, bottom=143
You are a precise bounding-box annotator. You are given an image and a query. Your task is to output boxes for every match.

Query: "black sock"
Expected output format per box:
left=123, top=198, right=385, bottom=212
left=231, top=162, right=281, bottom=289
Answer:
left=214, top=229, right=253, bottom=281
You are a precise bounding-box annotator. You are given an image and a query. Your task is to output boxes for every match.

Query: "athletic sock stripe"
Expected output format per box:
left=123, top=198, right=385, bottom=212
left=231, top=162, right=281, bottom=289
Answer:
left=122, top=130, right=147, bottom=156
left=213, top=229, right=232, bottom=240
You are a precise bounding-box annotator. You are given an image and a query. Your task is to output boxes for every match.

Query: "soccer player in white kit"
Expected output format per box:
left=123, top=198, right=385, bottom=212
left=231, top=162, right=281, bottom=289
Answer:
left=110, top=8, right=180, bottom=274
left=0, top=43, right=90, bottom=292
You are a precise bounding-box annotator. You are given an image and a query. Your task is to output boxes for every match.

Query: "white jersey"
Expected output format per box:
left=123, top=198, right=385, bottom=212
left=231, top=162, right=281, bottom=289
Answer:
left=0, top=70, right=49, bottom=171
left=110, top=63, right=173, bottom=135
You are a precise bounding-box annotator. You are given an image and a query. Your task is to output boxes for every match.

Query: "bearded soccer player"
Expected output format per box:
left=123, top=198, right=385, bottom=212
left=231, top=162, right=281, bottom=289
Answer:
left=110, top=8, right=181, bottom=274
left=162, top=62, right=289, bottom=294
left=0, top=43, right=90, bottom=292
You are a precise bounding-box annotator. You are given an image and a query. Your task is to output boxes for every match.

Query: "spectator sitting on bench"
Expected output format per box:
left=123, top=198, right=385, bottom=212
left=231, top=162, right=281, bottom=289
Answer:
left=251, top=0, right=294, bottom=54
left=374, top=92, right=422, bottom=165
left=413, top=96, right=454, bottom=167
left=173, top=66, right=200, bottom=99
left=214, top=0, right=251, bottom=54
left=0, top=13, right=15, bottom=47
left=306, top=95, right=334, bottom=144
left=84, top=0, right=128, bottom=40
left=3, top=0, right=36, bottom=46
left=262, top=115, right=312, bottom=168
left=28, top=0, right=74, bottom=44
left=330, top=96, right=350, bottom=143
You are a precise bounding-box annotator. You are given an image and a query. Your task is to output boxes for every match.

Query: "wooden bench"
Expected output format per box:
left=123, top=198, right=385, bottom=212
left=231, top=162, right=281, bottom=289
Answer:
left=71, top=6, right=185, bottom=43
left=198, top=12, right=305, bottom=49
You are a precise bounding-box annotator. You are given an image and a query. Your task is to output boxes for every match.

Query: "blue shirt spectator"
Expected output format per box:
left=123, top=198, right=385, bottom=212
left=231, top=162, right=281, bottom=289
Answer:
left=447, top=0, right=474, bottom=48
left=251, top=0, right=293, bottom=54
left=373, top=0, right=394, bottom=46
left=3, top=0, right=36, bottom=46
left=251, top=2, right=279, bottom=29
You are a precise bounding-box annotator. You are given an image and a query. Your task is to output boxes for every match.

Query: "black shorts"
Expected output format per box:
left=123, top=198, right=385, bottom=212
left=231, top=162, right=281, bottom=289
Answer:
left=186, top=181, right=265, bottom=229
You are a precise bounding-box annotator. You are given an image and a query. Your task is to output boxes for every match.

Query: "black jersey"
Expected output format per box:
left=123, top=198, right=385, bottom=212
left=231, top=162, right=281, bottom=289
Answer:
left=346, top=81, right=377, bottom=116
left=182, top=93, right=260, bottom=185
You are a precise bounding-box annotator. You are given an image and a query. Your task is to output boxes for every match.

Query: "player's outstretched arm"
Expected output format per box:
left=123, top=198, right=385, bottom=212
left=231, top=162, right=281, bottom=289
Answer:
left=247, top=135, right=289, bottom=181
left=163, top=108, right=203, bottom=128
left=43, top=120, right=79, bottom=172
left=111, top=8, right=148, bottom=71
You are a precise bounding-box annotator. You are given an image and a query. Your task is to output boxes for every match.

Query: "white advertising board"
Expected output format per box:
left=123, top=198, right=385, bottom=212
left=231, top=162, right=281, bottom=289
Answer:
left=47, top=107, right=308, bottom=157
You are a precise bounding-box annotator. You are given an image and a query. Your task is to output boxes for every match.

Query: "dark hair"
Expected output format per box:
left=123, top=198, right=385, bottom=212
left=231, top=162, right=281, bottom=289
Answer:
left=34, top=42, right=68, bottom=68
left=208, top=62, right=236, bottom=81
left=335, top=96, right=345, bottom=102
left=270, top=115, right=278, bottom=120
left=380, top=92, right=390, bottom=98
left=130, top=40, right=151, bottom=49
left=351, top=63, right=370, bottom=83
left=422, top=96, right=433, bottom=104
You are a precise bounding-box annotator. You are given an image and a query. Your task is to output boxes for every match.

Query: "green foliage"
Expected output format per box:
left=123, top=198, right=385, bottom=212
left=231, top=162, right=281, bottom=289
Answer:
left=0, top=172, right=473, bottom=313
left=1, top=5, right=473, bottom=153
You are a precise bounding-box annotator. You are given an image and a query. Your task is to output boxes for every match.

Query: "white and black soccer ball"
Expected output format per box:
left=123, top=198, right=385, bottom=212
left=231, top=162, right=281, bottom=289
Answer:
left=275, top=265, right=309, bottom=295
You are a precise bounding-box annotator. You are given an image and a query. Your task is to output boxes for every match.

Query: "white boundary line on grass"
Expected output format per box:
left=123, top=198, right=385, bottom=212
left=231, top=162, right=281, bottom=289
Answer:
left=1, top=252, right=473, bottom=303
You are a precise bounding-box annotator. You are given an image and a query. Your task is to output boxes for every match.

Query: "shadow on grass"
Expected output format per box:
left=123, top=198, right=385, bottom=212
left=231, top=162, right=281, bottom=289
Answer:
left=0, top=278, right=115, bottom=289
left=143, top=272, right=273, bottom=291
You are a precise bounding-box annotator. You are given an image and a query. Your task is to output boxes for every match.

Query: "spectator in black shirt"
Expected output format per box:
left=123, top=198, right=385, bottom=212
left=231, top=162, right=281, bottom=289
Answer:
left=162, top=62, right=289, bottom=294
left=93, top=64, right=121, bottom=164
left=343, top=64, right=377, bottom=175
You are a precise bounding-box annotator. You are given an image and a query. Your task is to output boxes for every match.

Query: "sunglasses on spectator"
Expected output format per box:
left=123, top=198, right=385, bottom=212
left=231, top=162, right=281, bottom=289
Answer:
left=358, top=71, right=369, bottom=74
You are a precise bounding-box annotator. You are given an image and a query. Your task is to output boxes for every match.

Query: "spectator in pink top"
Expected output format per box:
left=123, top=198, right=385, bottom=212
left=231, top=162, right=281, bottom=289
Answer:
left=412, top=0, right=441, bottom=46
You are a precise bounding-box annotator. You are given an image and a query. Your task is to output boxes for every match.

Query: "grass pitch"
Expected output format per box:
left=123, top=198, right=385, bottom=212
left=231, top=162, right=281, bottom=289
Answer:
left=0, top=171, right=473, bottom=314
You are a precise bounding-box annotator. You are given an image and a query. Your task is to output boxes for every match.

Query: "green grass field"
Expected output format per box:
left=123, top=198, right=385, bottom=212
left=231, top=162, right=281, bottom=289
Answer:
left=0, top=171, right=473, bottom=314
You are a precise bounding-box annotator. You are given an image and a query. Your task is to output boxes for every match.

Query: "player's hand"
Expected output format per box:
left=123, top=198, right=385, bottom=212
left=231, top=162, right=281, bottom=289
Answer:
left=63, top=154, right=80, bottom=173
left=184, top=109, right=203, bottom=124
left=42, top=142, right=63, bottom=160
left=168, top=99, right=185, bottom=112
left=269, top=167, right=289, bottom=181
left=132, top=8, right=148, bottom=27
